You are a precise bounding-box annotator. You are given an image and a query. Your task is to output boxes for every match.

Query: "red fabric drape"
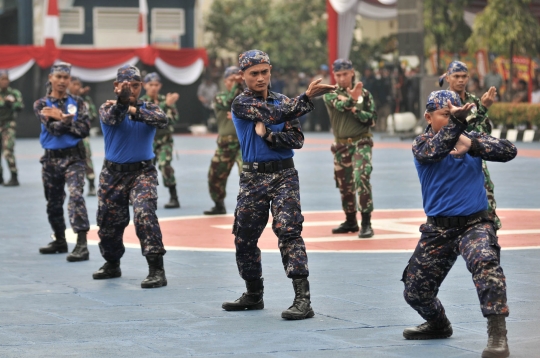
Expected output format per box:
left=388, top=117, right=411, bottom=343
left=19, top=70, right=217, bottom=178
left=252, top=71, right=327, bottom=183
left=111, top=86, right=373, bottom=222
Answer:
left=327, top=0, right=338, bottom=84
left=0, top=46, right=208, bottom=69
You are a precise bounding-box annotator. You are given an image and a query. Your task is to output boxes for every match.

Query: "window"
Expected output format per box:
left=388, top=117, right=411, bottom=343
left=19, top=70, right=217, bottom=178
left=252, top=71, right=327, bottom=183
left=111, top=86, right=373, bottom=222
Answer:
left=59, top=7, right=84, bottom=34
left=151, top=8, right=185, bottom=49
left=93, top=7, right=141, bottom=48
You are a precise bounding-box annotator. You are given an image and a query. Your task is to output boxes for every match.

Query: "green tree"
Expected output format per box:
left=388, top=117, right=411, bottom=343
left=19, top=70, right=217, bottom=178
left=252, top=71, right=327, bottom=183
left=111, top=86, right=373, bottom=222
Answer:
left=423, top=0, right=472, bottom=74
left=467, top=0, right=540, bottom=97
left=205, top=0, right=327, bottom=72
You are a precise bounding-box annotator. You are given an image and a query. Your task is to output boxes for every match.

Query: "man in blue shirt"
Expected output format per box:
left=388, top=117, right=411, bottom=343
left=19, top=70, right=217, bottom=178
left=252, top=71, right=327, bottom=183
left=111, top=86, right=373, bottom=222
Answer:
left=34, top=62, right=91, bottom=262
left=92, top=65, right=169, bottom=289
left=402, top=90, right=516, bottom=358
left=221, top=50, right=335, bottom=320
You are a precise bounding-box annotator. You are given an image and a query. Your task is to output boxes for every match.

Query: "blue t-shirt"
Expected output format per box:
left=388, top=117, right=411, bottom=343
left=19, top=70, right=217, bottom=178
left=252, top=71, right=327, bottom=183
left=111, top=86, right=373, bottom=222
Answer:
left=415, top=153, right=487, bottom=217
left=101, top=103, right=156, bottom=164
left=232, top=116, right=293, bottom=163
left=40, top=96, right=81, bottom=150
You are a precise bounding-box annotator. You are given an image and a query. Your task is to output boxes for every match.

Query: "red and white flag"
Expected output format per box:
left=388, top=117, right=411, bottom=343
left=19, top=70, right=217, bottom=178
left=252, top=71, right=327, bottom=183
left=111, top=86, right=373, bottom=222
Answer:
left=43, top=0, right=60, bottom=47
left=138, top=0, right=148, bottom=47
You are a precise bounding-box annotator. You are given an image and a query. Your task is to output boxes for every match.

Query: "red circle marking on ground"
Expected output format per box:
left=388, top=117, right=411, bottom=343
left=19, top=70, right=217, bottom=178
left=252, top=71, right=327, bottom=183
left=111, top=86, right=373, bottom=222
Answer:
left=85, top=209, right=540, bottom=252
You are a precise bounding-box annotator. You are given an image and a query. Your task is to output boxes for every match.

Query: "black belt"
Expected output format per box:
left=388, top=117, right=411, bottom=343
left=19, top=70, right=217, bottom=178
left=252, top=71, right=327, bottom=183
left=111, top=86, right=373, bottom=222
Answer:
left=427, top=210, right=487, bottom=228
left=45, top=145, right=82, bottom=159
left=104, top=159, right=152, bottom=172
left=242, top=158, right=294, bottom=173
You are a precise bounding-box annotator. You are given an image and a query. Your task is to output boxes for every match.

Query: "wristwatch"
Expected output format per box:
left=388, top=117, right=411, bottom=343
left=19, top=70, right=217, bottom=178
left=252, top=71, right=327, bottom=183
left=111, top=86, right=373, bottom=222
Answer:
left=262, top=127, right=272, bottom=140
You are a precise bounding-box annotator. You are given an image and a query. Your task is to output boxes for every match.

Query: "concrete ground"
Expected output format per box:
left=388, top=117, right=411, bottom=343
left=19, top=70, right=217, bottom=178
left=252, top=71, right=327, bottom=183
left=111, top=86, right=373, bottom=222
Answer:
left=0, top=132, right=538, bottom=357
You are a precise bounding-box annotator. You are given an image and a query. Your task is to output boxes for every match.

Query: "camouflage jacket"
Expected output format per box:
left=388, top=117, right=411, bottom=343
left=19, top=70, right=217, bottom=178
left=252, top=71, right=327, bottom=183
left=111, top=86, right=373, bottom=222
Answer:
left=413, top=116, right=517, bottom=165
left=0, top=87, right=24, bottom=124
left=323, top=86, right=377, bottom=139
left=99, top=99, right=168, bottom=129
left=33, top=94, right=90, bottom=138
left=82, top=95, right=98, bottom=123
left=213, top=83, right=243, bottom=137
left=140, top=94, right=179, bottom=137
left=232, top=88, right=314, bottom=126
left=458, top=90, right=492, bottom=134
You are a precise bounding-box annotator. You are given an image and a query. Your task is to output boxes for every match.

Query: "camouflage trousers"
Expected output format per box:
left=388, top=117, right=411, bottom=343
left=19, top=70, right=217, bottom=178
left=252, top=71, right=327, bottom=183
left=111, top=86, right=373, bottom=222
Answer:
left=208, top=136, right=242, bottom=202
left=483, top=161, right=501, bottom=230
left=40, top=155, right=90, bottom=235
left=97, top=165, right=166, bottom=262
left=82, top=137, right=95, bottom=181
left=233, top=168, right=309, bottom=281
left=153, top=134, right=176, bottom=188
left=331, top=138, right=373, bottom=214
left=402, top=217, right=509, bottom=321
left=0, top=120, right=17, bottom=175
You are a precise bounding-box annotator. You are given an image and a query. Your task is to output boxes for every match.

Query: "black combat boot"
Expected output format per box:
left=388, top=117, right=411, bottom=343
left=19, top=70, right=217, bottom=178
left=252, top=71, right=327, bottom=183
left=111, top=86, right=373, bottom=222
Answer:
left=222, top=278, right=264, bottom=311
left=403, top=315, right=453, bottom=340
left=4, top=172, right=19, bottom=187
left=92, top=260, right=121, bottom=279
left=141, top=254, right=167, bottom=288
left=87, top=180, right=96, bottom=196
left=482, top=315, right=510, bottom=358
left=282, top=278, right=315, bottom=320
left=0, top=172, right=3, bottom=185
left=332, top=212, right=359, bottom=234
left=39, top=233, right=68, bottom=254
left=66, top=231, right=89, bottom=262
left=164, top=186, right=180, bottom=209
left=359, top=212, right=374, bottom=238
left=203, top=200, right=226, bottom=215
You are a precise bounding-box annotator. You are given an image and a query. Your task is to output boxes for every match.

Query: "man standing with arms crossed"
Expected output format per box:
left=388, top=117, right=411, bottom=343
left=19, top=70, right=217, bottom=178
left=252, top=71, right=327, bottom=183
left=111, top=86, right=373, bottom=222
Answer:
left=140, top=72, right=180, bottom=209
left=324, top=59, right=377, bottom=238
left=0, top=70, right=24, bottom=187
left=439, top=61, right=501, bottom=230
left=203, top=66, right=243, bottom=215
left=221, top=50, right=335, bottom=320
left=34, top=63, right=91, bottom=262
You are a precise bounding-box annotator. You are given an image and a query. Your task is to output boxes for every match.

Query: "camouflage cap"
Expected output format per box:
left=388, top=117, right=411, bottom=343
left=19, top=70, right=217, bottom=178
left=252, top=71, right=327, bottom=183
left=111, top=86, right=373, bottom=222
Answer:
left=426, top=90, right=462, bottom=112
left=332, top=59, right=353, bottom=73
left=70, top=76, right=81, bottom=83
left=238, top=50, right=270, bottom=71
left=117, top=65, right=141, bottom=82
left=0, top=70, right=8, bottom=79
left=50, top=62, right=72, bottom=75
left=144, top=72, right=161, bottom=84
left=224, top=66, right=240, bottom=79
left=439, top=60, right=468, bottom=87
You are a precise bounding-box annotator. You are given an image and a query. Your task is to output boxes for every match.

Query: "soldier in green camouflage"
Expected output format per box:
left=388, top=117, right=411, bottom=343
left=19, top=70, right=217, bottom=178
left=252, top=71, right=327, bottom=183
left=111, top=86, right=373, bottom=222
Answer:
left=69, top=77, right=98, bottom=195
left=141, top=72, right=180, bottom=208
left=323, top=59, right=377, bottom=238
left=203, top=66, right=244, bottom=215
left=0, top=70, right=24, bottom=187
left=439, top=61, right=501, bottom=230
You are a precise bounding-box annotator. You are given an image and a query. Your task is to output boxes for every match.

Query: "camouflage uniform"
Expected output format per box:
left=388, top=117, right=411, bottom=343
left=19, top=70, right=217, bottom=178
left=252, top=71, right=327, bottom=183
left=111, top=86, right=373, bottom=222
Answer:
left=403, top=90, right=517, bottom=323
left=324, top=86, right=377, bottom=215
left=208, top=82, right=243, bottom=203
left=0, top=86, right=24, bottom=178
left=460, top=91, right=501, bottom=230
left=34, top=94, right=91, bottom=236
left=140, top=93, right=179, bottom=188
left=98, top=95, right=168, bottom=261
left=232, top=87, right=313, bottom=281
left=82, top=94, right=97, bottom=182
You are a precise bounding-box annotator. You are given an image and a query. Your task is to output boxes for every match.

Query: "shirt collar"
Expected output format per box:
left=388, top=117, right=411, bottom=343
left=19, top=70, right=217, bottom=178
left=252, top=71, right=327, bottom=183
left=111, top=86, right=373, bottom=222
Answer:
left=243, top=88, right=279, bottom=100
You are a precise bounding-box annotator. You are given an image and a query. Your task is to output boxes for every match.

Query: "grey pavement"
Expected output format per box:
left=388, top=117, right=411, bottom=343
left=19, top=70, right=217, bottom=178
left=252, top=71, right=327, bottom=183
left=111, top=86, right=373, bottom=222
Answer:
left=0, top=132, right=539, bottom=357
